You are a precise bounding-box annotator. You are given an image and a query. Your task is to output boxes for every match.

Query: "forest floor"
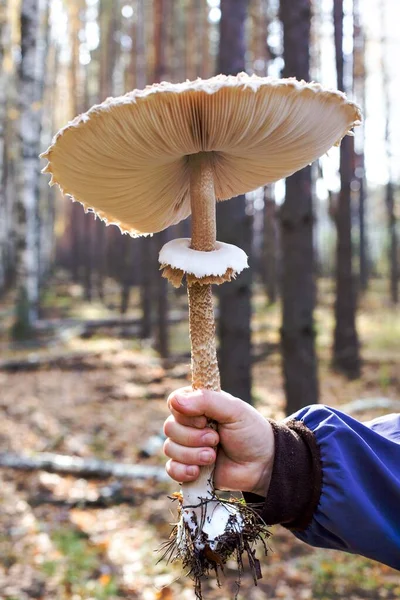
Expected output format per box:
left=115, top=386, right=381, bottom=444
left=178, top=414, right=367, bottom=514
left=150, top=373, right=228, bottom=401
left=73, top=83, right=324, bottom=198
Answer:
left=0, top=277, right=399, bottom=600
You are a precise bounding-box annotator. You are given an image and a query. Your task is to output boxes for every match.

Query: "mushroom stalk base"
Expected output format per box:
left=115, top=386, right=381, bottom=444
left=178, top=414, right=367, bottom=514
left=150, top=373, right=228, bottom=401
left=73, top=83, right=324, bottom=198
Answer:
left=160, top=493, right=269, bottom=600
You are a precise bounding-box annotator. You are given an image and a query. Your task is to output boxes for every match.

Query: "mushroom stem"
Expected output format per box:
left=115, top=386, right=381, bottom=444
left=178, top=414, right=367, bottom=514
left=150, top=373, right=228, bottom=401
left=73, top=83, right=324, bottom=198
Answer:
left=187, top=153, right=220, bottom=391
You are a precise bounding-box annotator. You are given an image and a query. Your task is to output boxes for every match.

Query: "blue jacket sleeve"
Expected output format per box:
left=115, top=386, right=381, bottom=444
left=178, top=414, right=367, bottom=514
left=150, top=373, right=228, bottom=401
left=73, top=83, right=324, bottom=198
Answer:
left=290, top=405, right=400, bottom=570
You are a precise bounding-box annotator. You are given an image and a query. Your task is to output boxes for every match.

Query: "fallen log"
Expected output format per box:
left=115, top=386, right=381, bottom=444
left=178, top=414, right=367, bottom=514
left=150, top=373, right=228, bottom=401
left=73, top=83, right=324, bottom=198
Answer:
left=341, top=397, right=400, bottom=415
left=0, top=452, right=169, bottom=482
left=28, top=482, right=138, bottom=508
left=0, top=350, right=103, bottom=372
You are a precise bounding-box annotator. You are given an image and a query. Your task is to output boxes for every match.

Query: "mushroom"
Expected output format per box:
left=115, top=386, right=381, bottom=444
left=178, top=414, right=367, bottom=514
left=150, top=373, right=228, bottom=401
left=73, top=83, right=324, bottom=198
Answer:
left=40, top=73, right=361, bottom=593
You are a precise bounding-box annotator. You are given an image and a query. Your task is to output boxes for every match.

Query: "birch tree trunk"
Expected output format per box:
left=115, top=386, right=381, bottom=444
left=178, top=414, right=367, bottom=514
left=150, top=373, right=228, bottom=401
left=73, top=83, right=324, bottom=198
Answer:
left=37, top=0, right=51, bottom=286
left=279, top=0, right=319, bottom=413
left=332, top=0, right=361, bottom=377
left=13, top=0, right=43, bottom=338
left=217, top=0, right=253, bottom=404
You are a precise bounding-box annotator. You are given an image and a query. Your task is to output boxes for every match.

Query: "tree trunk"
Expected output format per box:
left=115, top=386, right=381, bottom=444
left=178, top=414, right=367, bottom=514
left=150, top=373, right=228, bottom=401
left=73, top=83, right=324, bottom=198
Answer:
left=332, top=0, right=361, bottom=378
left=151, top=0, right=170, bottom=358
left=279, top=0, right=319, bottom=413
left=217, top=0, right=252, bottom=404
left=386, top=183, right=398, bottom=304
left=13, top=0, right=44, bottom=339
left=67, top=1, right=85, bottom=283
left=133, top=0, right=154, bottom=339
left=96, top=0, right=120, bottom=302
left=381, top=1, right=398, bottom=305
left=353, top=0, right=368, bottom=292
left=262, top=185, right=278, bottom=304
left=36, top=0, right=52, bottom=294
left=200, top=0, right=211, bottom=79
left=0, top=0, right=9, bottom=294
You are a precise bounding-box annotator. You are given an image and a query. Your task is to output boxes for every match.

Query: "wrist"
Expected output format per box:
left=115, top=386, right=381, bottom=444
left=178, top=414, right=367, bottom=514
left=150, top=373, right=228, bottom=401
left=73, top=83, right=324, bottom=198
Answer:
left=250, top=423, right=275, bottom=497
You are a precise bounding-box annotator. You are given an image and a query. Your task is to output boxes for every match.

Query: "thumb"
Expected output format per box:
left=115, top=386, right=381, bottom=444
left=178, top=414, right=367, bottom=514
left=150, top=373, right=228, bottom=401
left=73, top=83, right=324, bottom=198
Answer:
left=168, top=388, right=242, bottom=424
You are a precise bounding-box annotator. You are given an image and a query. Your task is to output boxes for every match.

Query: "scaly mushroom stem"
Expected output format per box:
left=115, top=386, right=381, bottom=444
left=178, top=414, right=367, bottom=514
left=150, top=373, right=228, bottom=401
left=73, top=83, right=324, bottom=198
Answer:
left=188, top=153, right=220, bottom=390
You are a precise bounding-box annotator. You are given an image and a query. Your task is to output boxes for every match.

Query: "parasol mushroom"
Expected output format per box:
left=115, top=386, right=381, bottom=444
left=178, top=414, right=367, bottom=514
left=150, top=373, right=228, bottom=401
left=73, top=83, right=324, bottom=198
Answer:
left=40, top=73, right=361, bottom=595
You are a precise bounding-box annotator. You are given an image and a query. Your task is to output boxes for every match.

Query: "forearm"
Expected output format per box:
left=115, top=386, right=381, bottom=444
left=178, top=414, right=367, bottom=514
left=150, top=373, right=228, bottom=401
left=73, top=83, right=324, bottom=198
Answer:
left=244, top=406, right=400, bottom=570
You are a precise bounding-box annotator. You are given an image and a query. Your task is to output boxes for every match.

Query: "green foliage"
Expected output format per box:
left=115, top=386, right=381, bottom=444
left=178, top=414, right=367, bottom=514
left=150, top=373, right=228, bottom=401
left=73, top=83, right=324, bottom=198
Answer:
left=300, top=552, right=399, bottom=599
left=47, top=528, right=119, bottom=599
left=41, top=560, right=58, bottom=578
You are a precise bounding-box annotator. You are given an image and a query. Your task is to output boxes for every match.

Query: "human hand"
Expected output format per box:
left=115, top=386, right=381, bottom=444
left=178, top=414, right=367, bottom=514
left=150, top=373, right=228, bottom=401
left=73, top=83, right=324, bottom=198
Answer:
left=163, top=387, right=275, bottom=497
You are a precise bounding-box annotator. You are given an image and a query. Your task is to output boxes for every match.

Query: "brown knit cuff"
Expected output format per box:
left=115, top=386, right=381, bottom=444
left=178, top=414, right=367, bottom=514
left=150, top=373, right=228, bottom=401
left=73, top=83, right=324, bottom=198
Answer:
left=243, top=418, right=322, bottom=531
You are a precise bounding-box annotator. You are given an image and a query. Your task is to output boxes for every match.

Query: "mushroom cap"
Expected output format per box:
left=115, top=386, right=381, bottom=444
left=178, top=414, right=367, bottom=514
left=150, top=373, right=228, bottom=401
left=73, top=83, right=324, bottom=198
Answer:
left=41, top=73, right=361, bottom=236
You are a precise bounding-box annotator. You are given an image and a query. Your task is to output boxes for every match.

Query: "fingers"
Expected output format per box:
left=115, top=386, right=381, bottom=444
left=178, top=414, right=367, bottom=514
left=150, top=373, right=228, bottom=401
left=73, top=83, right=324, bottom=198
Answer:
left=163, top=438, right=216, bottom=466
left=167, top=387, right=242, bottom=424
left=163, top=415, right=219, bottom=447
left=165, top=459, right=199, bottom=483
left=168, top=409, right=208, bottom=430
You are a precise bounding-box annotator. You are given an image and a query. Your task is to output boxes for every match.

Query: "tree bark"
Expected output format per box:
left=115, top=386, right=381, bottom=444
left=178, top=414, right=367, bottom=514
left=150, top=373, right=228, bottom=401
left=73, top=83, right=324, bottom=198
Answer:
left=13, top=0, right=45, bottom=339
left=381, top=0, right=398, bottom=305
left=385, top=182, right=398, bottom=305
left=332, top=0, right=361, bottom=378
left=153, top=0, right=170, bottom=358
left=133, top=0, right=154, bottom=339
left=262, top=186, right=279, bottom=304
left=353, top=0, right=368, bottom=292
left=216, top=0, right=252, bottom=404
left=0, top=0, right=9, bottom=294
left=279, top=0, right=319, bottom=413
left=67, top=1, right=85, bottom=282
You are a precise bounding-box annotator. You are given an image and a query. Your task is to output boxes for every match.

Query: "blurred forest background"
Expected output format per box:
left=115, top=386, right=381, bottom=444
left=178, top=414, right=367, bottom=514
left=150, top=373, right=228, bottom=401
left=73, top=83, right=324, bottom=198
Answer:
left=0, top=0, right=399, bottom=599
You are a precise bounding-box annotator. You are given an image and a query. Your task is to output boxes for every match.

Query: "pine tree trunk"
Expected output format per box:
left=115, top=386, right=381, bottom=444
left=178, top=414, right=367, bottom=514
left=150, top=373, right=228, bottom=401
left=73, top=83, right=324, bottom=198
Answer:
left=134, top=0, right=154, bottom=338
left=68, top=1, right=85, bottom=283
left=381, top=0, right=398, bottom=305
left=332, top=0, right=361, bottom=378
left=217, top=0, right=252, bottom=404
left=13, top=0, right=43, bottom=338
left=357, top=153, right=368, bottom=291
left=200, top=0, right=211, bottom=78
left=262, top=186, right=278, bottom=304
left=0, top=0, right=9, bottom=293
left=153, top=0, right=170, bottom=358
left=96, top=0, right=120, bottom=302
left=385, top=182, right=398, bottom=304
left=353, top=0, right=368, bottom=292
left=279, top=0, right=319, bottom=413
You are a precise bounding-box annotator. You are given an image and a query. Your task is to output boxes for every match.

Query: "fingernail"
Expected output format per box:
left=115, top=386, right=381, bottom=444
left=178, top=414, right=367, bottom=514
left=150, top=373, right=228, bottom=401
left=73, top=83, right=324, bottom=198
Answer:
left=187, top=466, right=197, bottom=476
left=200, top=450, right=213, bottom=463
left=176, top=395, right=187, bottom=406
left=202, top=432, right=216, bottom=445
